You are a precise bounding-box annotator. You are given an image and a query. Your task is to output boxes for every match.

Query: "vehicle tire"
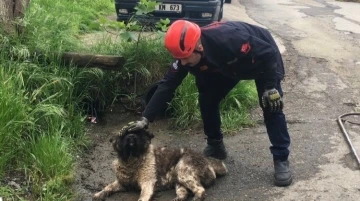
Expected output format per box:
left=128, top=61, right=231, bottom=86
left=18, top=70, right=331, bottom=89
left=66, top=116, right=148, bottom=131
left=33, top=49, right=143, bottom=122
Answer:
left=218, top=7, right=223, bottom=21
left=225, top=0, right=231, bottom=3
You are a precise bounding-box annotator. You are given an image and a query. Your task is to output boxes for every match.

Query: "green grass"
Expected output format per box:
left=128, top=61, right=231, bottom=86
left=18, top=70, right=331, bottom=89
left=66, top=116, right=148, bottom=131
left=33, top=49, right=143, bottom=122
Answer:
left=120, top=36, right=173, bottom=90
left=24, top=133, right=75, bottom=200
left=220, top=80, right=258, bottom=132
left=0, top=0, right=115, bottom=198
left=168, top=75, right=201, bottom=128
left=87, top=33, right=173, bottom=94
left=0, top=64, right=31, bottom=179
left=168, top=75, right=258, bottom=133
left=0, top=186, right=28, bottom=201
left=26, top=133, right=73, bottom=180
left=21, top=0, right=114, bottom=53
left=0, top=49, right=94, bottom=200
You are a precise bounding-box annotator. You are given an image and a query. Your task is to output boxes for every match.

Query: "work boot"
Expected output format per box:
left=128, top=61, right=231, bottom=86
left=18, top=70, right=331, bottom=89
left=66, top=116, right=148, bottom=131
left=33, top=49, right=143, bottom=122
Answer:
left=203, top=138, right=227, bottom=160
left=274, top=159, right=293, bottom=186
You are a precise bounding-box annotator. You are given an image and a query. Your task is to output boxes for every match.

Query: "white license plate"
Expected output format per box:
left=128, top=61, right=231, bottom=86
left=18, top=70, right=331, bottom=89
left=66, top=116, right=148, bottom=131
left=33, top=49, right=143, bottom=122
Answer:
left=155, top=4, right=182, bottom=12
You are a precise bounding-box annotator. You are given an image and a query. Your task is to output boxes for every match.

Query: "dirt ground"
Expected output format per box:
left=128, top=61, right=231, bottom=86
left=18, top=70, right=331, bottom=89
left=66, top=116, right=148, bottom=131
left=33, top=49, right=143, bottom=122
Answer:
left=74, top=0, right=360, bottom=201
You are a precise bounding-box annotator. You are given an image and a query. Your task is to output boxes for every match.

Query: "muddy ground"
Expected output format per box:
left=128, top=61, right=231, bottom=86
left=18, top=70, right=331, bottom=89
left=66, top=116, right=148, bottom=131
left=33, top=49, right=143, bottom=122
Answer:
left=74, top=0, right=360, bottom=201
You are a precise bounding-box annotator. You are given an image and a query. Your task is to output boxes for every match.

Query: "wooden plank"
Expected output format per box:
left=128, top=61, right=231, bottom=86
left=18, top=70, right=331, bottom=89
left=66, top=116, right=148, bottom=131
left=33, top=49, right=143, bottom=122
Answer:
left=61, top=52, right=126, bottom=71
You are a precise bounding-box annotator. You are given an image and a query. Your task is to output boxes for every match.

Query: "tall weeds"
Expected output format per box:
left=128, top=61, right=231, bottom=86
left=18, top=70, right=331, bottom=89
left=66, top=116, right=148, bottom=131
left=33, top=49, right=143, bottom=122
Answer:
left=0, top=42, right=94, bottom=200
left=0, top=64, right=31, bottom=178
left=168, top=76, right=258, bottom=132
left=0, top=0, right=115, bottom=199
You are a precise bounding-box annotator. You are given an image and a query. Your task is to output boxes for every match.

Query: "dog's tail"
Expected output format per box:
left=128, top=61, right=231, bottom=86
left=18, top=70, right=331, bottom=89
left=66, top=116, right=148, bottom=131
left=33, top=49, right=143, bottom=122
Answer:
left=207, top=158, right=228, bottom=176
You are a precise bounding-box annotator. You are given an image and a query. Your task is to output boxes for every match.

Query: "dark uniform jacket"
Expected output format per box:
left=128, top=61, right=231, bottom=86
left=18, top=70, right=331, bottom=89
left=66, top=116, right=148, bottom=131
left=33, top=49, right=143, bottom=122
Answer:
left=143, top=21, right=285, bottom=122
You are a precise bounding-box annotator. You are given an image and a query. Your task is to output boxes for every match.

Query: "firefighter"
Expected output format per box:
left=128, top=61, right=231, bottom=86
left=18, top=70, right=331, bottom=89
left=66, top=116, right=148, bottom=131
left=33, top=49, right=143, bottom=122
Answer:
left=123, top=20, right=292, bottom=186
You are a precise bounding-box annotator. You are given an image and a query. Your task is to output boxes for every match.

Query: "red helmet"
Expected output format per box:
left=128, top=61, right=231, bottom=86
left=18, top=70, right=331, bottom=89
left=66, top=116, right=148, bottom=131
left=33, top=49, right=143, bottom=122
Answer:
left=164, top=20, right=201, bottom=59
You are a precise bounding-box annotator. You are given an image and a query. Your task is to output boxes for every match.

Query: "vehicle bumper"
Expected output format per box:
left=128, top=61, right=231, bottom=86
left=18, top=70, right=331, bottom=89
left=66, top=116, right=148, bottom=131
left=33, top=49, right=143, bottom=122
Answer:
left=115, top=1, right=222, bottom=26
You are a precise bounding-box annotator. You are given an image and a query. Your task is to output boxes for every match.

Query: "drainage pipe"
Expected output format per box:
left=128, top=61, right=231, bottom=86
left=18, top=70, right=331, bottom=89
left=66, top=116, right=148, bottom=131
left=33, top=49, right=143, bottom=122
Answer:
left=337, top=112, right=360, bottom=168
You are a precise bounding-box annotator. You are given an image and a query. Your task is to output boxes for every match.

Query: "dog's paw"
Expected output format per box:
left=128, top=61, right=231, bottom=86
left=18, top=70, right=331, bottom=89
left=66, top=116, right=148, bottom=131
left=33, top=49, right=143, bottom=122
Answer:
left=172, top=198, right=186, bottom=201
left=93, top=191, right=105, bottom=201
left=192, top=195, right=205, bottom=201
left=138, top=199, right=157, bottom=201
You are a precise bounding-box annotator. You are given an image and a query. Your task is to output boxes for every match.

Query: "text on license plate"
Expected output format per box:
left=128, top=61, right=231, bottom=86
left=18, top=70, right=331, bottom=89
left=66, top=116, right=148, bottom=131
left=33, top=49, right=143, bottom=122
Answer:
left=156, top=4, right=182, bottom=12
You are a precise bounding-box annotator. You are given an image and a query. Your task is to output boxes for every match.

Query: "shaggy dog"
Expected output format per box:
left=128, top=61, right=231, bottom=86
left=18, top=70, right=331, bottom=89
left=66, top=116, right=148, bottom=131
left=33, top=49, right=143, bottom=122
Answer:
left=93, top=128, right=228, bottom=201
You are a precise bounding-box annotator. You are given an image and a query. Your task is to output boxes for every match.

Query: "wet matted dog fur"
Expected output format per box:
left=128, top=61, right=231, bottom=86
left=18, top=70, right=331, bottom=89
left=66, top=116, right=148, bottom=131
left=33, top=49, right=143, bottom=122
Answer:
left=93, top=128, right=228, bottom=201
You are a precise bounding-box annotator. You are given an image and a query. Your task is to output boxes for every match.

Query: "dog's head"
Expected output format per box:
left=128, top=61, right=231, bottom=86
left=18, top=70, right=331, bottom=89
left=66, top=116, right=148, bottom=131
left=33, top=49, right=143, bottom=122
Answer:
left=110, top=128, right=154, bottom=162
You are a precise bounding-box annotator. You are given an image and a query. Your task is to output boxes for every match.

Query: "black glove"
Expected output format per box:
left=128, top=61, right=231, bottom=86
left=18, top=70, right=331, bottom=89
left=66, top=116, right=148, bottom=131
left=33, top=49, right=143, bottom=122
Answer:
left=261, top=88, right=283, bottom=112
left=126, top=117, right=149, bottom=132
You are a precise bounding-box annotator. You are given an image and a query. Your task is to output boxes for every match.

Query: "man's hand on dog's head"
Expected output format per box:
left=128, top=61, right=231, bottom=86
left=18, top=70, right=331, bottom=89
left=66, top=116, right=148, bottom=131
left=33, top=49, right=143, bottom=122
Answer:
left=125, top=117, right=149, bottom=132
left=118, top=124, right=131, bottom=136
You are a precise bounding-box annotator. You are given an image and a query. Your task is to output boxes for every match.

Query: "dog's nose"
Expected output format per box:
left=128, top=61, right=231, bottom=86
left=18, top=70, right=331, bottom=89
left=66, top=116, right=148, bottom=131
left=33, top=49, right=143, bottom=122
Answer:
left=126, top=134, right=137, bottom=146
left=126, top=134, right=137, bottom=143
